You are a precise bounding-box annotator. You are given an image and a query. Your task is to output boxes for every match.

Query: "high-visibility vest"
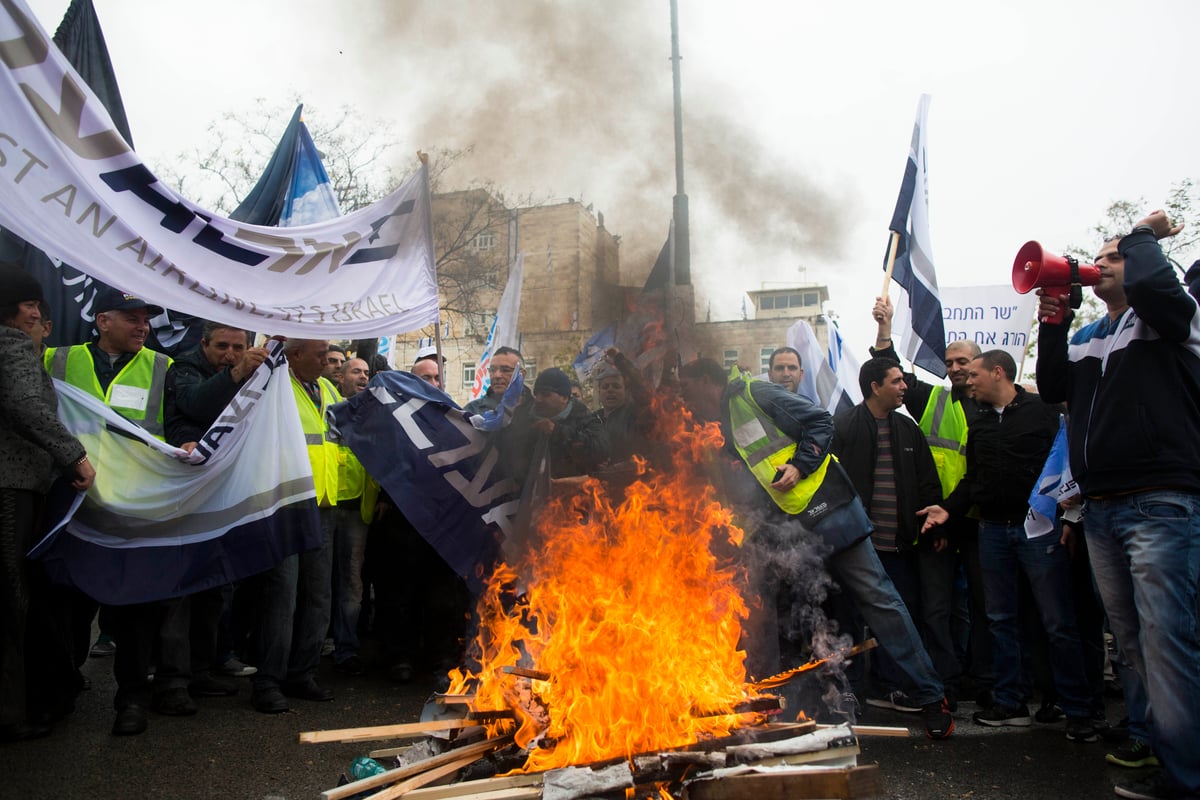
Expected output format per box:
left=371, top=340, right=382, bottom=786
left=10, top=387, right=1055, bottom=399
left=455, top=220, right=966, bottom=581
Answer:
left=726, top=367, right=833, bottom=515
left=918, top=386, right=969, bottom=497
left=291, top=375, right=341, bottom=507
left=46, top=345, right=171, bottom=438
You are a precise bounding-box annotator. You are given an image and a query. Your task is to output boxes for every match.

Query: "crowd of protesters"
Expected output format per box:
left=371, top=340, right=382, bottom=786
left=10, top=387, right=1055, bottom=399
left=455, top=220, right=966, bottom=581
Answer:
left=0, top=210, right=1197, bottom=799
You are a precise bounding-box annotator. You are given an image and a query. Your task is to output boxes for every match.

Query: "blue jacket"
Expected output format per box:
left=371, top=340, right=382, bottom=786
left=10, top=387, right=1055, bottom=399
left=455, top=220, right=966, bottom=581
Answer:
left=1036, top=230, right=1200, bottom=496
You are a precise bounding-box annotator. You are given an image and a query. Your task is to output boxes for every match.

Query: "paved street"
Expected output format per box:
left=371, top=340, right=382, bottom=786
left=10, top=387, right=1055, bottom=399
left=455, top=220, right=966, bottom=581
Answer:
left=0, top=652, right=1140, bottom=800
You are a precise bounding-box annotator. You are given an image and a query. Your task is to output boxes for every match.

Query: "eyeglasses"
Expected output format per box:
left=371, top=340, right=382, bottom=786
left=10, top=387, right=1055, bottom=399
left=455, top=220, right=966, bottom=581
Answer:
left=489, top=365, right=516, bottom=374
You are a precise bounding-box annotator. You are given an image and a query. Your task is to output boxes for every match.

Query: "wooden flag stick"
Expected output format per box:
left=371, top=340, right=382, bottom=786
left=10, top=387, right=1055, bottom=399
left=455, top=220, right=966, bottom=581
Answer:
left=299, top=718, right=483, bottom=745
left=882, top=230, right=901, bottom=297
left=321, top=736, right=512, bottom=800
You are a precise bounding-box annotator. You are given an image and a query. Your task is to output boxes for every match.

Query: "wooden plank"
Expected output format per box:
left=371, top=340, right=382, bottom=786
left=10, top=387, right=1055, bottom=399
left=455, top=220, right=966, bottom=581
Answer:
left=299, top=719, right=484, bottom=745
left=816, top=723, right=909, bottom=738
left=500, top=665, right=551, bottom=681
left=428, top=788, right=541, bottom=800
left=321, top=737, right=512, bottom=800
left=403, top=772, right=545, bottom=800
left=368, top=750, right=483, bottom=800
left=686, top=765, right=880, bottom=800
left=740, top=742, right=860, bottom=768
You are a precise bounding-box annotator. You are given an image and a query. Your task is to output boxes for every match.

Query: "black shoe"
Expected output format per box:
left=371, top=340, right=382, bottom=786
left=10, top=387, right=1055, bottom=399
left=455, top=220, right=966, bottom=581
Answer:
left=0, top=720, right=52, bottom=743
left=1114, top=771, right=1171, bottom=800
left=334, top=655, right=367, bottom=677
left=151, top=687, right=198, bottom=717
left=1035, top=701, right=1064, bottom=724
left=973, top=703, right=1032, bottom=727
left=111, top=704, right=148, bottom=736
left=282, top=678, right=334, bottom=702
left=1065, top=716, right=1099, bottom=742
left=1107, top=739, right=1160, bottom=769
left=251, top=686, right=289, bottom=714
left=922, top=698, right=955, bottom=740
left=189, top=675, right=237, bottom=697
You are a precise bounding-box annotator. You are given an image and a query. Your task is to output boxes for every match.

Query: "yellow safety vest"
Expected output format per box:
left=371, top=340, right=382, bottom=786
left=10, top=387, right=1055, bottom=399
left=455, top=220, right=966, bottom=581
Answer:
left=726, top=367, right=833, bottom=515
left=291, top=375, right=341, bottom=507
left=918, top=386, right=969, bottom=497
left=46, top=345, right=171, bottom=438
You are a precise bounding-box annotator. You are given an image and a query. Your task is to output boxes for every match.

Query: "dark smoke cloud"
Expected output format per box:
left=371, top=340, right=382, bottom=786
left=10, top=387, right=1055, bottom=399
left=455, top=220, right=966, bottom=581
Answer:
left=353, top=1, right=847, bottom=297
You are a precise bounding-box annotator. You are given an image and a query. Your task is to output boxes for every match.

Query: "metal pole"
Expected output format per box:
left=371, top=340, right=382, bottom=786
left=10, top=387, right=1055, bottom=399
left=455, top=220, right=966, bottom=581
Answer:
left=670, top=0, right=690, bottom=286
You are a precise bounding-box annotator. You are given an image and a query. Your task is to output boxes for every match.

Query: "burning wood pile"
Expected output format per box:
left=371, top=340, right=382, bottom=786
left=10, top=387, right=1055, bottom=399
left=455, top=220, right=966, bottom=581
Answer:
left=301, top=393, right=895, bottom=799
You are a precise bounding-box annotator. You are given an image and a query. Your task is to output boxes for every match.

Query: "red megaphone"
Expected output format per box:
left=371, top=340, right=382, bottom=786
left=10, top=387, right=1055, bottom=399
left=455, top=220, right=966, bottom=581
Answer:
left=1012, top=241, right=1102, bottom=324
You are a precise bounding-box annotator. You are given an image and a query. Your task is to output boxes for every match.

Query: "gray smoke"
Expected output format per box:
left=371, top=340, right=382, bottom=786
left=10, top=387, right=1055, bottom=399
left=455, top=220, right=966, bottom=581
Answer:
left=351, top=1, right=847, bottom=293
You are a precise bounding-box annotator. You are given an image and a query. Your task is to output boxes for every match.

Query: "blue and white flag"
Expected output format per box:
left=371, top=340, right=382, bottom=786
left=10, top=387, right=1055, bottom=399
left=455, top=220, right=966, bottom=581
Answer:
left=1025, top=416, right=1078, bottom=538
left=786, top=317, right=861, bottom=415
left=30, top=339, right=321, bottom=605
left=884, top=94, right=947, bottom=378
left=469, top=253, right=524, bottom=401
left=330, top=371, right=521, bottom=591
left=280, top=119, right=342, bottom=226
left=572, top=322, right=617, bottom=384
left=468, top=372, right=526, bottom=432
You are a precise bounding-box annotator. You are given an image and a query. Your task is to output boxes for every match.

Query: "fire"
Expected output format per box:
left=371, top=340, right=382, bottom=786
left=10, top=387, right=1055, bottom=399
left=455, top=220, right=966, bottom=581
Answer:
left=448, top=403, right=761, bottom=772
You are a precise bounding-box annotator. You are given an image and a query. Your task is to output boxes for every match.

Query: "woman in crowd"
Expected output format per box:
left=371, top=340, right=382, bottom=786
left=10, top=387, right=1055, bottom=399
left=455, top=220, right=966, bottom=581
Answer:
left=0, top=262, right=95, bottom=742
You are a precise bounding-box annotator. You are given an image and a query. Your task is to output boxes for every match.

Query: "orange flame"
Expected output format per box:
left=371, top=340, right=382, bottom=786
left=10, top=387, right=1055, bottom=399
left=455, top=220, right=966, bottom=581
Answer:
left=448, top=406, right=759, bottom=772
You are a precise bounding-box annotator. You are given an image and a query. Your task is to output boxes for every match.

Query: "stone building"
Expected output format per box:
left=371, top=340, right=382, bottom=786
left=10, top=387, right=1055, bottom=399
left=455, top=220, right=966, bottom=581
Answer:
left=390, top=191, right=832, bottom=404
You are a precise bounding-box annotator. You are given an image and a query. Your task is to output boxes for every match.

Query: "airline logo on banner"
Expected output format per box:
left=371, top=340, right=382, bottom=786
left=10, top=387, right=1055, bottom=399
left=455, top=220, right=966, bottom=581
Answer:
left=0, top=0, right=437, bottom=337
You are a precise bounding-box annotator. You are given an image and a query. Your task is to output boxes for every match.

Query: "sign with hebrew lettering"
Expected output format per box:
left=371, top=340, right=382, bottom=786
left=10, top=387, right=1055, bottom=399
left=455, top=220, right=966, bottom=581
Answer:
left=940, top=285, right=1037, bottom=369
left=0, top=0, right=437, bottom=337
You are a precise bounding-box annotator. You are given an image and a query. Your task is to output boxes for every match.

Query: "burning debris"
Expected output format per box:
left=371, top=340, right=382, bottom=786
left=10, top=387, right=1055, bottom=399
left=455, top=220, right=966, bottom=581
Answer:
left=302, top=394, right=891, bottom=798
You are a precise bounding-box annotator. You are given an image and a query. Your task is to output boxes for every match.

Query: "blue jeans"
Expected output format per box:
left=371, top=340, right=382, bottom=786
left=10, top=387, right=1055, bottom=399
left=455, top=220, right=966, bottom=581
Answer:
left=978, top=521, right=1092, bottom=717
left=331, top=506, right=369, bottom=662
left=828, top=538, right=944, bottom=707
left=872, top=548, right=961, bottom=697
left=1084, top=492, right=1200, bottom=797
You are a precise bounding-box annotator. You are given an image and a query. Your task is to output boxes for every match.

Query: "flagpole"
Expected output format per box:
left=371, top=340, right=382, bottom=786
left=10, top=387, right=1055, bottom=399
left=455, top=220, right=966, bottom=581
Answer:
left=881, top=230, right=900, bottom=297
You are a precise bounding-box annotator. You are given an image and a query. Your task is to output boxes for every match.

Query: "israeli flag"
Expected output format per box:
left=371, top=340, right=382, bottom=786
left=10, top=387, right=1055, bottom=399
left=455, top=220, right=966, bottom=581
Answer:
left=884, top=94, right=947, bottom=378
left=1025, top=417, right=1078, bottom=538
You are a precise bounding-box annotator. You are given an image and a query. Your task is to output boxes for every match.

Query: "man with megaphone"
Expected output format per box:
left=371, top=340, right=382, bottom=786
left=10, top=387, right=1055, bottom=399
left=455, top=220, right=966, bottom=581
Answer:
left=1036, top=210, right=1200, bottom=800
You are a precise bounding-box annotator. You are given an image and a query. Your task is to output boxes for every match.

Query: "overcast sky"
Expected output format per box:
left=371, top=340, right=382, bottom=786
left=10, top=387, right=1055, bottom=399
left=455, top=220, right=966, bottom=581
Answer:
left=23, top=0, right=1200, bottom=353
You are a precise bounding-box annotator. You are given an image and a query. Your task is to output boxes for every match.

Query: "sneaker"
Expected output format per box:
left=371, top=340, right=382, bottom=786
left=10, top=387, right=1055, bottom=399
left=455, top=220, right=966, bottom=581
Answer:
left=334, top=655, right=367, bottom=677
left=1065, top=716, right=1099, bottom=743
left=89, top=635, right=116, bottom=658
left=1035, top=702, right=1065, bottom=724
left=320, top=637, right=335, bottom=657
left=922, top=698, right=955, bottom=740
left=972, top=703, right=1032, bottom=727
left=216, top=657, right=257, bottom=678
left=865, top=690, right=921, bottom=713
left=1106, top=740, right=1160, bottom=769
left=1114, top=771, right=1171, bottom=800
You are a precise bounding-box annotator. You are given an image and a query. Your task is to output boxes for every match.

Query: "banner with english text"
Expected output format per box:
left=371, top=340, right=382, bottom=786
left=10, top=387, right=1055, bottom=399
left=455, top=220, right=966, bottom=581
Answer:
left=0, top=0, right=437, bottom=337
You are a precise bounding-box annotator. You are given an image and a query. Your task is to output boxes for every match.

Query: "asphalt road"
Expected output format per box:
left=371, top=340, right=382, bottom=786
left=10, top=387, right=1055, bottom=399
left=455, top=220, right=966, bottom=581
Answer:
left=0, top=652, right=1140, bottom=800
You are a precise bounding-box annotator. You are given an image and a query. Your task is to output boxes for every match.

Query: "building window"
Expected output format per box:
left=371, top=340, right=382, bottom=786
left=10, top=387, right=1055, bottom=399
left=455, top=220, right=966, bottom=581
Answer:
left=524, top=358, right=537, bottom=382
left=804, top=291, right=820, bottom=307
left=723, top=349, right=739, bottom=369
left=760, top=295, right=775, bottom=311
left=761, top=347, right=774, bottom=373
left=472, top=231, right=496, bottom=251
left=463, top=361, right=476, bottom=389
left=787, top=293, right=803, bottom=308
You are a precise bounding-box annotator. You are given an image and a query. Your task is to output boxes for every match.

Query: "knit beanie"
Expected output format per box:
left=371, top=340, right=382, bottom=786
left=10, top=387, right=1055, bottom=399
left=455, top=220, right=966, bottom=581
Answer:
left=533, top=367, right=572, bottom=398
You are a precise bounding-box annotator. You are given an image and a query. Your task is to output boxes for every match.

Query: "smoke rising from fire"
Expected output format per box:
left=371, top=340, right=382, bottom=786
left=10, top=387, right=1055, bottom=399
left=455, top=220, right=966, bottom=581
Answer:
left=355, top=1, right=848, bottom=306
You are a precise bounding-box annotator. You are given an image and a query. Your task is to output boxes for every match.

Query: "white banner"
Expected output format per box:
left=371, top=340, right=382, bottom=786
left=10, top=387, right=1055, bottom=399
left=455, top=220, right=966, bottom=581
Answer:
left=940, top=285, right=1038, bottom=370
left=0, top=0, right=438, bottom=337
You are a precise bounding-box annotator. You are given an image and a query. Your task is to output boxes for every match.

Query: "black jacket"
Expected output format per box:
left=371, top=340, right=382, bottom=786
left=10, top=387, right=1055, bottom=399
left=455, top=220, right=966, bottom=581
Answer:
left=832, top=403, right=943, bottom=550
left=163, top=346, right=244, bottom=447
left=1037, top=230, right=1200, bottom=496
left=944, top=385, right=1061, bottom=523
